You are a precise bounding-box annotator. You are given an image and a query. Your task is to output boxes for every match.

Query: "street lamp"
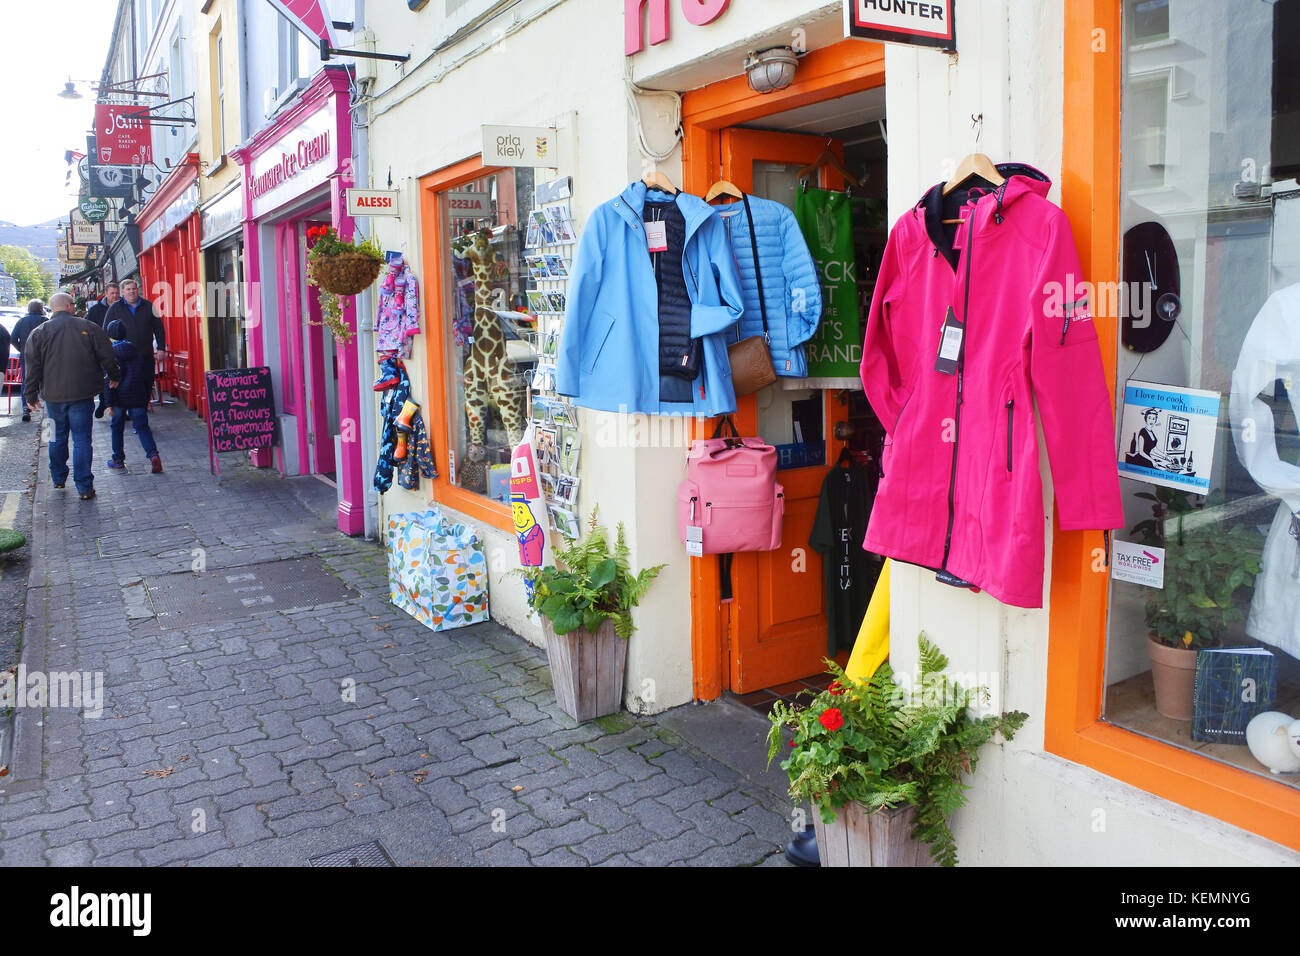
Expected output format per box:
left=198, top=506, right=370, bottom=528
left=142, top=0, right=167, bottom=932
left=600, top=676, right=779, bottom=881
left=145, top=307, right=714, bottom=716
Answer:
left=58, top=79, right=82, bottom=100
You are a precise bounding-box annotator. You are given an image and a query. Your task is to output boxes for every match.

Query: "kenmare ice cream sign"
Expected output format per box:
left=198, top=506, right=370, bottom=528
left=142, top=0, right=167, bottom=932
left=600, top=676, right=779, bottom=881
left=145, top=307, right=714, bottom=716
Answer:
left=248, top=105, right=337, bottom=218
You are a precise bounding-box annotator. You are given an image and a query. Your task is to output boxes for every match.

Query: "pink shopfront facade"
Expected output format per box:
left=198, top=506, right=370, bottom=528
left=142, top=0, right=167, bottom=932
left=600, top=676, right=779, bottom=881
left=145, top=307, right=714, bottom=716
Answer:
left=231, top=67, right=367, bottom=536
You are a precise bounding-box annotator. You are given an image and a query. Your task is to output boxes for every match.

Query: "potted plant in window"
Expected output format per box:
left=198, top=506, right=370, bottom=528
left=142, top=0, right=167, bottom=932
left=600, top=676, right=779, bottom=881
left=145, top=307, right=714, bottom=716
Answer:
left=766, top=634, right=1027, bottom=867
left=305, top=225, right=385, bottom=344
left=518, top=513, right=665, bottom=722
left=1134, top=489, right=1263, bottom=720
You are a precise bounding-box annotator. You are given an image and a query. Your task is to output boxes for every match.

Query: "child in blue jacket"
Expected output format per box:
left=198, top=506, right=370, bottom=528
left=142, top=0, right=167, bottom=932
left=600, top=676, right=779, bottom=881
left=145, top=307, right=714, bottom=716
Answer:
left=100, top=320, right=163, bottom=473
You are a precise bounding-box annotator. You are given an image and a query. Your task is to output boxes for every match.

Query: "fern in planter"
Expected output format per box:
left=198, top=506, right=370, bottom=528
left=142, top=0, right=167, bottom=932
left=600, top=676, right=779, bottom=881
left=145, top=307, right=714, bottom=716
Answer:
left=519, top=512, right=666, bottom=638
left=766, top=634, right=1027, bottom=866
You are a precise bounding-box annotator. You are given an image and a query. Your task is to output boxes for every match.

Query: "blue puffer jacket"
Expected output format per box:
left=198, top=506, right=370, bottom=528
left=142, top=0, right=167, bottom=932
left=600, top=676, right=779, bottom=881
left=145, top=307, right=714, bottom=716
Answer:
left=103, top=338, right=152, bottom=408
left=715, top=194, right=823, bottom=377
left=557, top=182, right=745, bottom=417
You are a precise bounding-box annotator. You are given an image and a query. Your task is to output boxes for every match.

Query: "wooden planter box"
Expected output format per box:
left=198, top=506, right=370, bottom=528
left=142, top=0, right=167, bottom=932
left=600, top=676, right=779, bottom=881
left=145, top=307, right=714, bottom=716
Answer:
left=542, top=618, right=627, bottom=722
left=812, top=802, right=937, bottom=867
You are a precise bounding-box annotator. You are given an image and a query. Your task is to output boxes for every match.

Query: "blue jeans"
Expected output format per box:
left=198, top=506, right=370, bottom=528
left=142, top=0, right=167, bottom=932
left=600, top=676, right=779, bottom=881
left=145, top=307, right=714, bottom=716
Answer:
left=110, top=406, right=158, bottom=461
left=46, top=398, right=95, bottom=493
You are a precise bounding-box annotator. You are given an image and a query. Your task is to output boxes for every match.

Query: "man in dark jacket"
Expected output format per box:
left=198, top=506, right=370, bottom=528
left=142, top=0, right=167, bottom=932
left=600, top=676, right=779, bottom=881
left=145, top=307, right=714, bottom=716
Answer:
left=104, top=279, right=165, bottom=393
left=84, top=282, right=119, bottom=327
left=11, top=299, right=47, bottom=422
left=23, top=293, right=120, bottom=500
left=101, top=319, right=162, bottom=473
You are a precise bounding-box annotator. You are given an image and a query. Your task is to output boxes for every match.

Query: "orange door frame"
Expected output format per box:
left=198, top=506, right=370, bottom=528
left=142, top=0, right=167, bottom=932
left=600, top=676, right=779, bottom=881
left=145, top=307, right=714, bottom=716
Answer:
left=681, top=39, right=886, bottom=701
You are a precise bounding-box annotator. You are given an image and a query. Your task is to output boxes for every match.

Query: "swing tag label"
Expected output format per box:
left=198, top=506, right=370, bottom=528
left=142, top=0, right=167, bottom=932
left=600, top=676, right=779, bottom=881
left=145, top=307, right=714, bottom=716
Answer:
left=934, top=307, right=964, bottom=375
left=646, top=220, right=668, bottom=253
left=685, top=525, right=703, bottom=557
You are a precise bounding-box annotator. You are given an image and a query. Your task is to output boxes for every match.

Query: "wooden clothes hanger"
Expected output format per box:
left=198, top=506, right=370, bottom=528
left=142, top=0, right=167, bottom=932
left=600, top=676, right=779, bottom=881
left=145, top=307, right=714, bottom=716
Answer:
left=941, top=154, right=1005, bottom=224
left=642, top=170, right=679, bottom=195
left=796, top=142, right=862, bottom=191
left=705, top=179, right=743, bottom=203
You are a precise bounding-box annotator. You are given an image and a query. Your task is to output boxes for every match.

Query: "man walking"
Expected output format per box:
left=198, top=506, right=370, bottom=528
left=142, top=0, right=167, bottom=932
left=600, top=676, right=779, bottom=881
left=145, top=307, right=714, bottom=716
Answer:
left=11, top=299, right=48, bottom=422
left=84, top=282, right=119, bottom=327
left=104, top=279, right=165, bottom=394
left=23, top=293, right=120, bottom=501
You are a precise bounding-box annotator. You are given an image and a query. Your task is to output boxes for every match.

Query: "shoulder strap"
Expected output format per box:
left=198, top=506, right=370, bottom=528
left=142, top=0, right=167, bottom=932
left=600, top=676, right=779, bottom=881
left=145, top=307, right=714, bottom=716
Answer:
left=741, top=193, right=769, bottom=343
left=710, top=415, right=740, bottom=439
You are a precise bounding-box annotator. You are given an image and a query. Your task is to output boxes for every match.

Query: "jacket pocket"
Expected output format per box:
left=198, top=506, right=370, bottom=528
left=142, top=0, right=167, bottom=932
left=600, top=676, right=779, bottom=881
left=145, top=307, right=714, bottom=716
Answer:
left=581, top=311, right=617, bottom=375
left=1005, top=399, right=1015, bottom=473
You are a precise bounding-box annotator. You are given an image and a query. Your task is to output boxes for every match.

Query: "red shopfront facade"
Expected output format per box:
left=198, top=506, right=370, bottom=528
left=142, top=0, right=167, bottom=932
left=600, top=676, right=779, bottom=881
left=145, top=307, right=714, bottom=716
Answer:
left=231, top=67, right=367, bottom=537
left=137, top=154, right=205, bottom=417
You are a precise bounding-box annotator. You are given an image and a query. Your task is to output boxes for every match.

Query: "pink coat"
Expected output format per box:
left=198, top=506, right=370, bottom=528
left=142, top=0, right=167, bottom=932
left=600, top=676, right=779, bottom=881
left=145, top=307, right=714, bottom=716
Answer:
left=860, top=165, right=1123, bottom=608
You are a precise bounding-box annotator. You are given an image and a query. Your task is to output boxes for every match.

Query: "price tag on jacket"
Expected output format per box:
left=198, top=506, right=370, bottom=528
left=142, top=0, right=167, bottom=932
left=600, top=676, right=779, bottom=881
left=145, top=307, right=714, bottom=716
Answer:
left=934, top=306, right=964, bottom=375
left=685, top=525, right=703, bottom=557
left=646, top=220, right=668, bottom=253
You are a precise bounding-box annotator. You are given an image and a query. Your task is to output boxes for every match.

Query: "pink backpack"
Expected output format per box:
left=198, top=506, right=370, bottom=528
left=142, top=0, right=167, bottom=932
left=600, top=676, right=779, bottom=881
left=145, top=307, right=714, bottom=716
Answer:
left=677, top=417, right=784, bottom=554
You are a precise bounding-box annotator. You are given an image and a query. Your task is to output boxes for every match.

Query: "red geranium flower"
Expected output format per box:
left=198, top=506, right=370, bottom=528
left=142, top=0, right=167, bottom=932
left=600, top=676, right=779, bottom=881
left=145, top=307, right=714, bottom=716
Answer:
left=819, top=707, right=844, bottom=732
left=828, top=681, right=844, bottom=696
left=788, top=739, right=796, bottom=748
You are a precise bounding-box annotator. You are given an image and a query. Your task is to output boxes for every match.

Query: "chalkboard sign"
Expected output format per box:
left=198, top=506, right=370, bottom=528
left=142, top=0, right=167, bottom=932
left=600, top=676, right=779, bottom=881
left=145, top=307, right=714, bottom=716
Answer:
left=205, top=367, right=277, bottom=453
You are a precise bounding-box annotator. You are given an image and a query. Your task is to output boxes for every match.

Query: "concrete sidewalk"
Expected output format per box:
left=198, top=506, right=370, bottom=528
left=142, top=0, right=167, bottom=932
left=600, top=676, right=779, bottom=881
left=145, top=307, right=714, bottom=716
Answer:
left=0, top=403, right=795, bottom=866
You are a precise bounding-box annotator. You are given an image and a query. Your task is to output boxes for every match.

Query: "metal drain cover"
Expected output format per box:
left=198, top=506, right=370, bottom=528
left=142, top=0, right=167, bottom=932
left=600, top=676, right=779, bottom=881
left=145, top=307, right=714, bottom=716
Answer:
left=310, top=841, right=395, bottom=867
left=144, top=556, right=359, bottom=628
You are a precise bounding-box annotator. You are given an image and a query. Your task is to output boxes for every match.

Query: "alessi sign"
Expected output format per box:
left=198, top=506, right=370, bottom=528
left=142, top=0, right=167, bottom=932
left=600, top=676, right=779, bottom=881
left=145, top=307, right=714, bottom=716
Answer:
left=345, top=188, right=400, bottom=217
left=247, top=106, right=337, bottom=217
left=94, top=103, right=153, bottom=165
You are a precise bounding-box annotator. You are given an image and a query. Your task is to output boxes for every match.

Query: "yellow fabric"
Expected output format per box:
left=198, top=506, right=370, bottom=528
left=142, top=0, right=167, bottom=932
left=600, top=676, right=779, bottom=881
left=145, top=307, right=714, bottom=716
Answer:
left=846, top=558, right=890, bottom=681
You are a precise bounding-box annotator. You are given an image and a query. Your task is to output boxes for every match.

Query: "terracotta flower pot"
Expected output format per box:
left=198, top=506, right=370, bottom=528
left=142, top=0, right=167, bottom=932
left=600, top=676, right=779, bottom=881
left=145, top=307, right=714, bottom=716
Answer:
left=542, top=617, right=627, bottom=723
left=812, top=802, right=937, bottom=867
left=1146, top=633, right=1197, bottom=721
left=308, top=253, right=382, bottom=296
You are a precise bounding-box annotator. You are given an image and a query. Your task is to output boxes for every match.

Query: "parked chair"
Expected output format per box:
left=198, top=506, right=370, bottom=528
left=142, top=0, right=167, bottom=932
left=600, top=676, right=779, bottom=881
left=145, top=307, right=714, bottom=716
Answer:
left=4, top=357, right=21, bottom=415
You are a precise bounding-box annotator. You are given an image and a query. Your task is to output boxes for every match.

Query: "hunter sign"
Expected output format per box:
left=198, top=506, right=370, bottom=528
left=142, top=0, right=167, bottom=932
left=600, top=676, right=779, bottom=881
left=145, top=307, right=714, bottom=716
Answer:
left=845, top=0, right=956, bottom=50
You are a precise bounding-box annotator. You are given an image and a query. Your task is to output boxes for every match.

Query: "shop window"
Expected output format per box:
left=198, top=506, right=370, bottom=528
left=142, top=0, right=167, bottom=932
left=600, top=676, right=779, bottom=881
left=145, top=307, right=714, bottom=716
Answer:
left=437, top=168, right=536, bottom=503
left=1102, top=0, right=1300, bottom=791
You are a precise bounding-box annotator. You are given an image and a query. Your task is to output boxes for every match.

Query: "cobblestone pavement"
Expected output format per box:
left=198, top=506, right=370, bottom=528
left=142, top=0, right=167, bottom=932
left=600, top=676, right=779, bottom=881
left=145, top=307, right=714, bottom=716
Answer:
left=0, top=404, right=795, bottom=866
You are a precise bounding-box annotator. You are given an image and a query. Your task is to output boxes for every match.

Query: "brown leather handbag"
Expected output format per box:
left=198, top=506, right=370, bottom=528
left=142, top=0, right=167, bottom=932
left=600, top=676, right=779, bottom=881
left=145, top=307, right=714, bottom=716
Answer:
left=727, top=193, right=777, bottom=398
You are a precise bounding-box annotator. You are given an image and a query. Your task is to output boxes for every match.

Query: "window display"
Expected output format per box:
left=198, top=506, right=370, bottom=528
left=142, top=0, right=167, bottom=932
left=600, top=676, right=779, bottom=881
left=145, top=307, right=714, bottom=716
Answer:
left=858, top=161, right=1123, bottom=610
left=1103, top=0, right=1300, bottom=788
left=439, top=169, right=535, bottom=496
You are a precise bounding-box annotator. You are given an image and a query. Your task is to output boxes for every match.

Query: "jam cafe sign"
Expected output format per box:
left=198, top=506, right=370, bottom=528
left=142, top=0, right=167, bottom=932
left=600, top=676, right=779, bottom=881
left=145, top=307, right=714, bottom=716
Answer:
left=248, top=105, right=336, bottom=218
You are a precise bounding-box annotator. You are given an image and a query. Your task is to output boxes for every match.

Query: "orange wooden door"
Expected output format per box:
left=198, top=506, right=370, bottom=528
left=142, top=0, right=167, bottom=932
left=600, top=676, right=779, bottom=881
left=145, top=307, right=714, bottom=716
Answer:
left=718, top=128, right=852, bottom=693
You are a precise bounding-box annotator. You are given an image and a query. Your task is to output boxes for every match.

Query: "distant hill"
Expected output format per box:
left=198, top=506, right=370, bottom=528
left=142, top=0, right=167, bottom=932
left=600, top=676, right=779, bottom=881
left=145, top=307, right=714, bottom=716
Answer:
left=0, top=218, right=63, bottom=280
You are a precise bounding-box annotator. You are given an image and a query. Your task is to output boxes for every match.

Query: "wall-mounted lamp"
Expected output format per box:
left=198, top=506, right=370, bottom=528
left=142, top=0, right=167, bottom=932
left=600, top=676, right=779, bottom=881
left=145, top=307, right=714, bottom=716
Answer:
left=744, top=47, right=799, bottom=94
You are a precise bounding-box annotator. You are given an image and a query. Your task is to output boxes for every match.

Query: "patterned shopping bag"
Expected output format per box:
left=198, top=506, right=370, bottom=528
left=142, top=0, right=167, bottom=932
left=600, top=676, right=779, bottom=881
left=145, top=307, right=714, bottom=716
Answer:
left=386, top=509, right=490, bottom=631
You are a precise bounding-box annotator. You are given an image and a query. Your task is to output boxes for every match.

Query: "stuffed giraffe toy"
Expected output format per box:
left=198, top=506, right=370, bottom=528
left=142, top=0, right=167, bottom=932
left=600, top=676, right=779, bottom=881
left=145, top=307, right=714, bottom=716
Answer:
left=461, top=228, right=525, bottom=457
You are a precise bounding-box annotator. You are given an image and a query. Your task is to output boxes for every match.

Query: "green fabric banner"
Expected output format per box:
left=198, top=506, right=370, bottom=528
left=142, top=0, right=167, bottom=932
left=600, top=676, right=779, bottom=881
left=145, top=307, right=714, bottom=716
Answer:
left=794, top=186, right=860, bottom=381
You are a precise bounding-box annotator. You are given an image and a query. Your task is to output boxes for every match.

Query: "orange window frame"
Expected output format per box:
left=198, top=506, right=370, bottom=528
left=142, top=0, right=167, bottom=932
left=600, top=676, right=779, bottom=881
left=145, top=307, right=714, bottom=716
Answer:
left=417, top=155, right=514, bottom=534
left=1049, top=0, right=1300, bottom=851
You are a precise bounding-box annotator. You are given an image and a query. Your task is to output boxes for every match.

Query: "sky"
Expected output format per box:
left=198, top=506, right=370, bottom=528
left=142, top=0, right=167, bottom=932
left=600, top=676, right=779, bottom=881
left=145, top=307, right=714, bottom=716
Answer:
left=0, top=0, right=120, bottom=226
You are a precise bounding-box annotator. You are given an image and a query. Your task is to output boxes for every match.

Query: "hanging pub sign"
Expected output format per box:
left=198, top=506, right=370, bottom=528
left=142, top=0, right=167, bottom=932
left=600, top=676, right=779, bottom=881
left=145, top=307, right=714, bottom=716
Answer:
left=70, top=208, right=103, bottom=245
left=844, top=0, right=956, bottom=51
left=79, top=196, right=110, bottom=223
left=86, top=135, right=139, bottom=199
left=482, top=125, right=558, bottom=168
left=345, top=188, right=400, bottom=217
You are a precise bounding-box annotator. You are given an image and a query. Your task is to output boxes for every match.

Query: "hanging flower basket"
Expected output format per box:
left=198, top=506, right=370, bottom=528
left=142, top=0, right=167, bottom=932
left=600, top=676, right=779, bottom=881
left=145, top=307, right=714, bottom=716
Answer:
left=304, top=225, right=386, bottom=343
left=308, top=252, right=383, bottom=296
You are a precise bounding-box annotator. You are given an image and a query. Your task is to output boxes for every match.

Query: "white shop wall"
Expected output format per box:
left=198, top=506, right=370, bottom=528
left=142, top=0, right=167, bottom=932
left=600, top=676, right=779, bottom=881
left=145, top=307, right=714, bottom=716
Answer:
left=363, top=0, right=698, bottom=709
left=883, top=0, right=1289, bottom=864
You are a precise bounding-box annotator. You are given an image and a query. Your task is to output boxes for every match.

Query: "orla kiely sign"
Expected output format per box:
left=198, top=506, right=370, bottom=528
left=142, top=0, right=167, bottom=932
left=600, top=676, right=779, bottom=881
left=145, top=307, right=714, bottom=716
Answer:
left=482, top=126, right=557, bottom=168
left=346, top=188, right=400, bottom=217
left=845, top=0, right=956, bottom=50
